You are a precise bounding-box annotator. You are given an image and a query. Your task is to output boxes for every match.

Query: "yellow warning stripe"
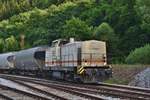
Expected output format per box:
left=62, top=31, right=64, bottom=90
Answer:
left=78, top=66, right=84, bottom=72
left=79, top=69, right=85, bottom=74
left=77, top=66, right=85, bottom=74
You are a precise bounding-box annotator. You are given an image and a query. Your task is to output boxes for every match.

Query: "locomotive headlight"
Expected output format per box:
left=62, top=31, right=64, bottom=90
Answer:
left=84, top=62, right=88, bottom=66
left=83, top=60, right=89, bottom=66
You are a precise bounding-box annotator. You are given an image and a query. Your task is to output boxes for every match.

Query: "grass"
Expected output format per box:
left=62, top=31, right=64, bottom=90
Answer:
left=104, top=64, right=149, bottom=85
left=105, top=77, right=129, bottom=85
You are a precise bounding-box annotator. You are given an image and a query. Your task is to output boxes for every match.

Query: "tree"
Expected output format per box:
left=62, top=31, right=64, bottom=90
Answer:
left=95, top=0, right=100, bottom=4
left=94, top=22, right=116, bottom=41
left=0, top=0, right=58, bottom=21
left=62, top=17, right=93, bottom=40
left=135, top=0, right=150, bottom=43
left=5, top=35, right=19, bottom=51
left=0, top=38, right=4, bottom=53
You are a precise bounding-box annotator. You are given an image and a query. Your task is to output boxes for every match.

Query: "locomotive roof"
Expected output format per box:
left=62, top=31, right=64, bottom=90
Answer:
left=0, top=52, right=14, bottom=57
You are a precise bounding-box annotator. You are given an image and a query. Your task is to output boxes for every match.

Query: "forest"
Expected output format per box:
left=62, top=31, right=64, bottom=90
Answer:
left=0, top=0, right=149, bottom=64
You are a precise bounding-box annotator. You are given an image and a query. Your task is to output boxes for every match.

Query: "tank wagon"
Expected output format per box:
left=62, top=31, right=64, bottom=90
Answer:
left=0, top=38, right=112, bottom=82
left=45, top=38, right=112, bottom=82
left=14, top=47, right=47, bottom=75
left=0, top=52, right=15, bottom=73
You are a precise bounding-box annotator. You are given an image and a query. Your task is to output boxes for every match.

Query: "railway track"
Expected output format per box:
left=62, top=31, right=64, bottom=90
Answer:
left=0, top=74, right=150, bottom=100
left=0, top=93, right=14, bottom=100
left=0, top=82, right=53, bottom=100
left=0, top=74, right=106, bottom=100
left=11, top=80, right=105, bottom=100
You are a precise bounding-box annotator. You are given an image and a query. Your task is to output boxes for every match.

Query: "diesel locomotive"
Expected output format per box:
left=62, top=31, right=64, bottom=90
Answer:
left=0, top=38, right=112, bottom=82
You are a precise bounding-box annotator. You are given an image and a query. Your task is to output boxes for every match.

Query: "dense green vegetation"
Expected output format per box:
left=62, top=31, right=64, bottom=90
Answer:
left=0, top=0, right=149, bottom=63
left=126, top=44, right=150, bottom=64
left=0, top=0, right=76, bottom=20
left=0, top=35, right=19, bottom=53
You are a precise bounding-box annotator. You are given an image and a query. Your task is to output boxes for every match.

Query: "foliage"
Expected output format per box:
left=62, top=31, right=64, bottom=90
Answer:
left=0, top=0, right=72, bottom=21
left=0, top=35, right=19, bottom=53
left=94, top=22, right=116, bottom=41
left=62, top=17, right=93, bottom=40
left=135, top=0, right=150, bottom=44
left=0, top=38, right=4, bottom=53
left=126, top=44, right=150, bottom=64
left=5, top=35, right=19, bottom=52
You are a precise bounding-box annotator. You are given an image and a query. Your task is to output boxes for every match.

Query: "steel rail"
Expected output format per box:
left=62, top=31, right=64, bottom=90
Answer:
left=0, top=93, right=14, bottom=100
left=7, top=79, right=68, bottom=100
left=88, top=82, right=150, bottom=93
left=12, top=79, right=105, bottom=100
left=17, top=79, right=149, bottom=100
left=0, top=83, right=52, bottom=100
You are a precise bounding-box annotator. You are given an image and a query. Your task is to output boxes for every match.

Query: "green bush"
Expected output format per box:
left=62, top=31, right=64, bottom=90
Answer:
left=125, top=44, right=150, bottom=64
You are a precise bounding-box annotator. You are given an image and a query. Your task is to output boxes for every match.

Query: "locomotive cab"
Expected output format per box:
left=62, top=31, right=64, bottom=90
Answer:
left=51, top=39, right=68, bottom=47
